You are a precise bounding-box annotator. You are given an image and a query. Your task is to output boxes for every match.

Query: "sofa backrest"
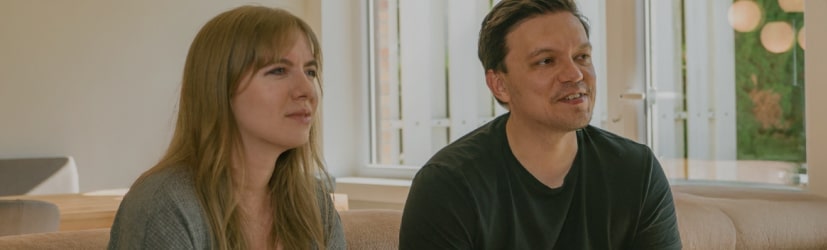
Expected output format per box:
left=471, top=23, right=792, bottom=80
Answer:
left=340, top=209, right=402, bottom=249
left=673, top=185, right=827, bottom=249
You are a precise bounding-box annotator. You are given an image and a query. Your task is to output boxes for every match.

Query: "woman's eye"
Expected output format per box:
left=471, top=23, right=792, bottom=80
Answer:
left=305, top=70, right=318, bottom=78
left=576, top=54, right=591, bottom=61
left=266, top=67, right=287, bottom=75
left=538, top=58, right=553, bottom=65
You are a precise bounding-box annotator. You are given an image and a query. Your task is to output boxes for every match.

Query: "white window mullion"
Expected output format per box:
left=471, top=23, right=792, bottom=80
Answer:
left=684, top=0, right=737, bottom=181
left=429, top=1, right=449, bottom=153
left=709, top=0, right=738, bottom=178
left=648, top=0, right=686, bottom=176
left=385, top=0, right=401, bottom=165
left=448, top=0, right=488, bottom=140
left=399, top=0, right=441, bottom=166
left=684, top=0, right=712, bottom=180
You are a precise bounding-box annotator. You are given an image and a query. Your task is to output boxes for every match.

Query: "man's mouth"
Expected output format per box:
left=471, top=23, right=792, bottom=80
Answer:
left=563, top=93, right=584, bottom=100
left=560, top=91, right=589, bottom=101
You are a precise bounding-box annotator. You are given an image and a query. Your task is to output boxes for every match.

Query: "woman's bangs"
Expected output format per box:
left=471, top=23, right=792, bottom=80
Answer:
left=252, top=20, right=301, bottom=71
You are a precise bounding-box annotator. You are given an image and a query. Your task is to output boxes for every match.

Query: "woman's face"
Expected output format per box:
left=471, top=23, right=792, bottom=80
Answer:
left=232, top=35, right=319, bottom=155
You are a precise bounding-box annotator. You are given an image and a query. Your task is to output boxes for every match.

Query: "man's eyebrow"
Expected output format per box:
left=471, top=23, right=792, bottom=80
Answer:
left=528, top=48, right=556, bottom=58
left=527, top=42, right=593, bottom=57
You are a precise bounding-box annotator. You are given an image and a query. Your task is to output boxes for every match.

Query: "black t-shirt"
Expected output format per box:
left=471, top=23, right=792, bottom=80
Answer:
left=399, top=113, right=681, bottom=249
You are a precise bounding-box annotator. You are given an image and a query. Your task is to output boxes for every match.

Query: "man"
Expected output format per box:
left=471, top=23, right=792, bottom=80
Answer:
left=399, top=0, right=681, bottom=249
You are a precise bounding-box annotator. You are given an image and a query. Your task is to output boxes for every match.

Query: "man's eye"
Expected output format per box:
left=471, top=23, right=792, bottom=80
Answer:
left=538, top=58, right=553, bottom=65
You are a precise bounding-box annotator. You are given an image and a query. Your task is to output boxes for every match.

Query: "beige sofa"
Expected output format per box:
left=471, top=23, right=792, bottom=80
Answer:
left=1, top=186, right=826, bottom=249
left=672, top=184, right=827, bottom=249
left=0, top=209, right=402, bottom=250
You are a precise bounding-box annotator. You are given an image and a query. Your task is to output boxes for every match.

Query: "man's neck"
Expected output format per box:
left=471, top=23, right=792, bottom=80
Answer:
left=505, top=116, right=579, bottom=188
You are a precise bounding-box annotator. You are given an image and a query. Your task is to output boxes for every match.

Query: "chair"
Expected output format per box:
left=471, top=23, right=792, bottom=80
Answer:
left=0, top=156, right=80, bottom=196
left=0, top=199, right=60, bottom=236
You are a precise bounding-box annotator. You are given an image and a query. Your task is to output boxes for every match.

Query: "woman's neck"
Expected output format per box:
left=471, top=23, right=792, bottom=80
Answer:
left=233, top=144, right=283, bottom=195
left=233, top=148, right=279, bottom=250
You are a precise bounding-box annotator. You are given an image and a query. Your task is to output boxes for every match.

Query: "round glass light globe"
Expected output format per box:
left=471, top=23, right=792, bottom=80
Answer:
left=728, top=1, right=762, bottom=32
left=760, top=21, right=795, bottom=53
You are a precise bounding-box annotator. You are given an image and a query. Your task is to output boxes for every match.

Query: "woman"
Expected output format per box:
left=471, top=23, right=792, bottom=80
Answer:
left=108, top=6, right=345, bottom=250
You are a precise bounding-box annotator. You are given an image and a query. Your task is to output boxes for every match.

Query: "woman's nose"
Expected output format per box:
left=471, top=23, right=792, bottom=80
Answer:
left=293, top=73, right=317, bottom=100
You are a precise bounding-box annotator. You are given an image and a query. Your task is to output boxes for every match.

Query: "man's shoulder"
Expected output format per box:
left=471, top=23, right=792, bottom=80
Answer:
left=425, top=120, right=503, bottom=173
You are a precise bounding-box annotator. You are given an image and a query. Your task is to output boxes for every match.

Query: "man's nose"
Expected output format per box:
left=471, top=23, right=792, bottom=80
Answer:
left=558, top=58, right=584, bottom=83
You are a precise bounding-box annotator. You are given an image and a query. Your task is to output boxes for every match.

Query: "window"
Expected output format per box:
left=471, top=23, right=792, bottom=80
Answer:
left=647, top=0, right=807, bottom=187
left=363, top=0, right=808, bottom=188
left=367, top=0, right=504, bottom=167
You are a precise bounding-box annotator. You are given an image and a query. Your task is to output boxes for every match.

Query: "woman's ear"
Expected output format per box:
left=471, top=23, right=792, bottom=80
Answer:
left=485, top=69, right=510, bottom=104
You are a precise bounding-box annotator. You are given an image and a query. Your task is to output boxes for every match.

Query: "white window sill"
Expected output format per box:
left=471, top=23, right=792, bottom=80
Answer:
left=334, top=176, right=412, bottom=210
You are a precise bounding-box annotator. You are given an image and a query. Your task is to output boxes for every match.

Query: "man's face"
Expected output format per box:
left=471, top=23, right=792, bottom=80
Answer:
left=486, top=11, right=596, bottom=132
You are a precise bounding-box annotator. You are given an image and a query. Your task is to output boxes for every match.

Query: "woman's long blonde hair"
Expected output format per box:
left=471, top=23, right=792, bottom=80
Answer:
left=137, top=6, right=331, bottom=250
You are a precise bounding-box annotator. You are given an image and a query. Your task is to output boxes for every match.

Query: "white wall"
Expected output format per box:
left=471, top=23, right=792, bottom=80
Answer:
left=805, top=0, right=827, bottom=197
left=0, top=0, right=308, bottom=192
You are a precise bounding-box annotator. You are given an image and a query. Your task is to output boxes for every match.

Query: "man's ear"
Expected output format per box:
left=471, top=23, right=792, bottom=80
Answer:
left=485, top=69, right=510, bottom=104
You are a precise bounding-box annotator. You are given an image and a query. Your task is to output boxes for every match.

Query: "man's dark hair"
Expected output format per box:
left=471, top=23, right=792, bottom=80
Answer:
left=478, top=0, right=590, bottom=73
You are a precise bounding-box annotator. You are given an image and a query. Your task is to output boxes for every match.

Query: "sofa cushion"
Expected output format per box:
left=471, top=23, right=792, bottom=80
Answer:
left=339, top=209, right=402, bottom=250
left=673, top=192, right=737, bottom=249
